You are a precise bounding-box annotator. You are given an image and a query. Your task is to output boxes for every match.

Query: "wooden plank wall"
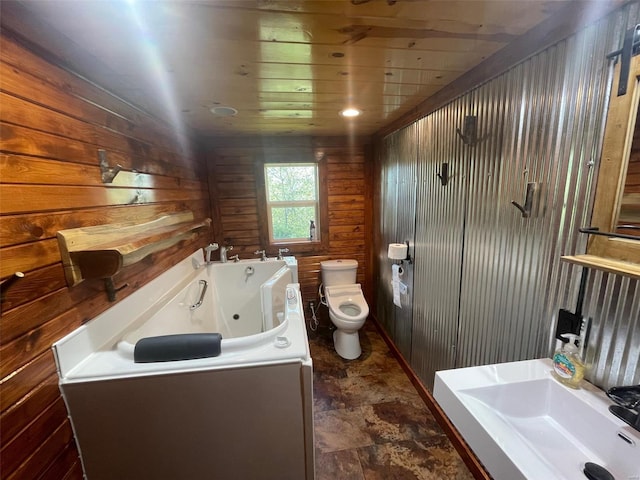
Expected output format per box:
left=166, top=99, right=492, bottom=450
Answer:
left=206, top=137, right=374, bottom=311
left=0, top=31, right=211, bottom=479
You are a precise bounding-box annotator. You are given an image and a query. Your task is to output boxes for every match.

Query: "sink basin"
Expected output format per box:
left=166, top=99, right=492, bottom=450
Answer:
left=434, top=359, right=640, bottom=480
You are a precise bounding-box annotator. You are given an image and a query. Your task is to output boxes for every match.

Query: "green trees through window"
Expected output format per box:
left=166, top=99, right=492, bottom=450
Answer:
left=265, top=163, right=319, bottom=242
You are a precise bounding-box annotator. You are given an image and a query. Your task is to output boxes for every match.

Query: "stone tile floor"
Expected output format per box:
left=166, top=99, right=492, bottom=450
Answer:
left=308, top=320, right=474, bottom=480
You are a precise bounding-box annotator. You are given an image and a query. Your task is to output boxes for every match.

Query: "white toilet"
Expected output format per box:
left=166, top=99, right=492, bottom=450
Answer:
left=320, top=259, right=370, bottom=360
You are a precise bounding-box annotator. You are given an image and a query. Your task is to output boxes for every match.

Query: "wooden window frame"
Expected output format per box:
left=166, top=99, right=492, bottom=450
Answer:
left=264, top=162, right=319, bottom=243
left=256, top=155, right=329, bottom=255
left=563, top=55, right=640, bottom=278
left=589, top=55, right=640, bottom=264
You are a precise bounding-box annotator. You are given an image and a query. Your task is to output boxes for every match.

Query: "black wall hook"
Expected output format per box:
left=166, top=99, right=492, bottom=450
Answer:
left=456, top=115, right=490, bottom=146
left=456, top=115, right=477, bottom=146
left=511, top=182, right=537, bottom=218
left=436, top=162, right=449, bottom=186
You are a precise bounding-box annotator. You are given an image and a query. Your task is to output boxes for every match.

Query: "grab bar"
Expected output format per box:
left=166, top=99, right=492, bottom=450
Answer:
left=189, top=280, right=208, bottom=310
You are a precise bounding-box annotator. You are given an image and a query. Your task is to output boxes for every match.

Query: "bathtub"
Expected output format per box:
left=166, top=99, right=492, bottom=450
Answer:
left=115, top=258, right=295, bottom=360
left=52, top=250, right=314, bottom=480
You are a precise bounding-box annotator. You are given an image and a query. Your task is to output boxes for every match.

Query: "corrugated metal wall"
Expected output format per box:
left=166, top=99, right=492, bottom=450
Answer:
left=377, top=4, right=640, bottom=391
left=584, top=271, right=640, bottom=387
left=377, top=133, right=398, bottom=336
left=456, top=18, right=616, bottom=368
left=411, top=97, right=471, bottom=380
left=377, top=124, right=417, bottom=359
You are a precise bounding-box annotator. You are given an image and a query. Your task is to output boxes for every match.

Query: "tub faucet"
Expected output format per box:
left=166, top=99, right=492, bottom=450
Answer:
left=228, top=254, right=240, bottom=263
left=204, top=243, right=219, bottom=264
left=220, top=245, right=233, bottom=263
left=277, top=248, right=289, bottom=260
left=254, top=249, right=267, bottom=261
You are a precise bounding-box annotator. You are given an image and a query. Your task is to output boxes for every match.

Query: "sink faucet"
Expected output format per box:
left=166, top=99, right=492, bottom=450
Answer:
left=204, top=243, right=219, bottom=264
left=608, top=384, right=640, bottom=432
left=254, top=249, right=267, bottom=261
left=609, top=403, right=640, bottom=432
left=220, top=245, right=233, bottom=263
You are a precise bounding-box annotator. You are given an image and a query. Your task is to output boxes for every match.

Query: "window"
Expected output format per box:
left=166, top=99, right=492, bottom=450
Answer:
left=264, top=163, right=320, bottom=243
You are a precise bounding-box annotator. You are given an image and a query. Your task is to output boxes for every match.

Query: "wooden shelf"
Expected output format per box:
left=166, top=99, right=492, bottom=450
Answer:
left=57, top=211, right=211, bottom=286
left=561, top=255, right=640, bottom=280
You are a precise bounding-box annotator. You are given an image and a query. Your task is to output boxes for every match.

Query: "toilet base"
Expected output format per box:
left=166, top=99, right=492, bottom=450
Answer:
left=333, top=329, right=361, bottom=360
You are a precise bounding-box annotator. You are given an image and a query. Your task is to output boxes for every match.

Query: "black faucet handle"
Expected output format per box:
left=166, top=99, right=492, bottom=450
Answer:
left=607, top=384, right=640, bottom=409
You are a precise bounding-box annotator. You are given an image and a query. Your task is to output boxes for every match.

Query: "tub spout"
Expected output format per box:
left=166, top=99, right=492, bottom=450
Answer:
left=220, top=245, right=233, bottom=263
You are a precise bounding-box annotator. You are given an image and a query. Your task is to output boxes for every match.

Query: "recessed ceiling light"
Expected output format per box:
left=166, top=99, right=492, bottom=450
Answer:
left=340, top=108, right=361, bottom=118
left=210, top=106, right=238, bottom=117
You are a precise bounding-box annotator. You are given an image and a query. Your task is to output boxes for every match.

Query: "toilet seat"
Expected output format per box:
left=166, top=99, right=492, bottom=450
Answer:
left=325, top=284, right=369, bottom=323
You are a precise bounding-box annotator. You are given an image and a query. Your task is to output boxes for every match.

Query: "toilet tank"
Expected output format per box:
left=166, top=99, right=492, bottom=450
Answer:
left=321, top=259, right=358, bottom=286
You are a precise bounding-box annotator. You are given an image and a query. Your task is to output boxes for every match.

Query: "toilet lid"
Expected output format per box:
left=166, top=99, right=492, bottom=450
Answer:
left=321, top=259, right=358, bottom=270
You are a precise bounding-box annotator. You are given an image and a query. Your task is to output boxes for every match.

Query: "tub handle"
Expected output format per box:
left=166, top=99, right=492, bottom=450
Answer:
left=189, top=280, right=208, bottom=310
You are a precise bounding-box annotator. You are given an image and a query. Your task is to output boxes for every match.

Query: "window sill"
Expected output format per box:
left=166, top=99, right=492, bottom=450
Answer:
left=269, top=240, right=326, bottom=255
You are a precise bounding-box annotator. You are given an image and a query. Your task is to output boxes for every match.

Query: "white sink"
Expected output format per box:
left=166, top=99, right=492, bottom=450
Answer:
left=434, top=359, right=640, bottom=480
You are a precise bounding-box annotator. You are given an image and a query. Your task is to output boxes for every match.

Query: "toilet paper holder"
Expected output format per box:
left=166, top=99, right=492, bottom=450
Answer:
left=388, top=241, right=412, bottom=264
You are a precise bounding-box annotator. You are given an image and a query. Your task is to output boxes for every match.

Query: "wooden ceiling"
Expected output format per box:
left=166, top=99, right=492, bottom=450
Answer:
left=2, top=0, right=624, bottom=137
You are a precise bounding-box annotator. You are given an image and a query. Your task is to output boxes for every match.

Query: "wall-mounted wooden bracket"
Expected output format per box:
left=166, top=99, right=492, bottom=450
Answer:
left=104, top=278, right=129, bottom=302
left=99, top=149, right=124, bottom=183
left=511, top=182, right=537, bottom=218
left=436, top=162, right=449, bottom=186
left=57, top=211, right=211, bottom=287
